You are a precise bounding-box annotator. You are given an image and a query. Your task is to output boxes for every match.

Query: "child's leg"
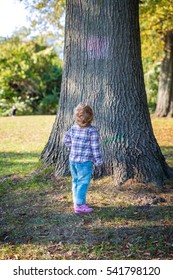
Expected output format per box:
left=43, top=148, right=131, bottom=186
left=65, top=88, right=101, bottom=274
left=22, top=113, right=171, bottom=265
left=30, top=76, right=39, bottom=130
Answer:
left=70, top=161, right=78, bottom=205
left=75, top=161, right=93, bottom=205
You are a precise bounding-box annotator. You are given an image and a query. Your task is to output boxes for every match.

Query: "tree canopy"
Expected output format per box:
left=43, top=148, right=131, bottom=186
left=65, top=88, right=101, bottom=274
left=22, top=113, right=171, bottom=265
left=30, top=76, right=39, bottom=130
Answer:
left=20, top=0, right=173, bottom=57
left=140, top=0, right=173, bottom=61
left=5, top=0, right=171, bottom=116
left=19, top=0, right=173, bottom=111
left=20, top=0, right=65, bottom=32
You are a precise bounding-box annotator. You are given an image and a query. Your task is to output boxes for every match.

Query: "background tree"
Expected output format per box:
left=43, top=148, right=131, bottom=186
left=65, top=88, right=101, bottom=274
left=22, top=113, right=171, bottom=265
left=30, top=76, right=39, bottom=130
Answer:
left=140, top=0, right=173, bottom=116
left=155, top=31, right=173, bottom=117
left=41, top=0, right=173, bottom=188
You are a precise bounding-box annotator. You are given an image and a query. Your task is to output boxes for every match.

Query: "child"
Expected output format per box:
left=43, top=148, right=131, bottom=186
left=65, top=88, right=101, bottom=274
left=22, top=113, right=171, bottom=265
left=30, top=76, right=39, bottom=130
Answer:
left=11, top=105, right=17, bottom=117
left=64, top=103, right=103, bottom=213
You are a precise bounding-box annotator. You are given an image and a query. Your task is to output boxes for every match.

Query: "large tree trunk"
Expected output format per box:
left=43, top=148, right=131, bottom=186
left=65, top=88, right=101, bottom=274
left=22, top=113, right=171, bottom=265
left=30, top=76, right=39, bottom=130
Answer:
left=155, top=31, right=173, bottom=117
left=41, top=0, right=173, bottom=187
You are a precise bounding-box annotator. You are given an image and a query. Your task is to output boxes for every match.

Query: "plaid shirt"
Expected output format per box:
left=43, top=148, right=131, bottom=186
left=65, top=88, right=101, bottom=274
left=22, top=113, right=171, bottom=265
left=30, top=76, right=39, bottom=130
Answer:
left=64, top=124, right=103, bottom=166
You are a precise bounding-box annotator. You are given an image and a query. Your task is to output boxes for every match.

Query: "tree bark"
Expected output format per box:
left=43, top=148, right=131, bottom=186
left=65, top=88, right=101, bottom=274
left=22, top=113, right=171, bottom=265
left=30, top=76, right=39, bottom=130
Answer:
left=155, top=31, right=173, bottom=117
left=41, top=0, right=173, bottom=187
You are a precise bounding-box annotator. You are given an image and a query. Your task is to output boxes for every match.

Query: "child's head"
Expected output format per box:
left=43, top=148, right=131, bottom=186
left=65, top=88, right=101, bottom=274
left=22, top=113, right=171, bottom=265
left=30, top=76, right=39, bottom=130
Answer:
left=74, top=103, right=93, bottom=127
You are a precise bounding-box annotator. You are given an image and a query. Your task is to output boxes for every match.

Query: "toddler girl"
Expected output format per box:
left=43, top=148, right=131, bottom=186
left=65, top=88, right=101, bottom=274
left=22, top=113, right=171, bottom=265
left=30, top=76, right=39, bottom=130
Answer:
left=64, top=104, right=103, bottom=213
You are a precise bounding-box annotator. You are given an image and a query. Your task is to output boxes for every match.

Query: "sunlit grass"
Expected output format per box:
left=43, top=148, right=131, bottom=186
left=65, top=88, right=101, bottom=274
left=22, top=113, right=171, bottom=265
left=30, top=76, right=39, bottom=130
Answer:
left=151, top=116, right=173, bottom=146
left=0, top=115, right=55, bottom=176
left=0, top=115, right=55, bottom=152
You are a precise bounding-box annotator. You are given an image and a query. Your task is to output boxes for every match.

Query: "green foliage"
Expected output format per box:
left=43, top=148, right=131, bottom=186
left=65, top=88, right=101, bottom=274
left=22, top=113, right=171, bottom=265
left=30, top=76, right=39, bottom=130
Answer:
left=21, top=0, right=65, bottom=31
left=140, top=0, right=173, bottom=38
left=143, top=60, right=161, bottom=112
left=140, top=0, right=173, bottom=60
left=38, top=89, right=59, bottom=114
left=0, top=35, right=62, bottom=116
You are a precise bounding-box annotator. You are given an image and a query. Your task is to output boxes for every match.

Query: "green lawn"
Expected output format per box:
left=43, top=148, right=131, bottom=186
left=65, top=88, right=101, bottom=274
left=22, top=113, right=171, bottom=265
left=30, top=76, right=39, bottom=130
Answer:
left=0, top=115, right=173, bottom=260
left=0, top=115, right=54, bottom=176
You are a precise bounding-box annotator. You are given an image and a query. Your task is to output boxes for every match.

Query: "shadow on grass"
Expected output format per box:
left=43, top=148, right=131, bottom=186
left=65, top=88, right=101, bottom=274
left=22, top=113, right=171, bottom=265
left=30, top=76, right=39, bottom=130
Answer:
left=0, top=152, right=40, bottom=177
left=0, top=175, right=173, bottom=259
left=0, top=146, right=173, bottom=259
left=1, top=203, right=173, bottom=244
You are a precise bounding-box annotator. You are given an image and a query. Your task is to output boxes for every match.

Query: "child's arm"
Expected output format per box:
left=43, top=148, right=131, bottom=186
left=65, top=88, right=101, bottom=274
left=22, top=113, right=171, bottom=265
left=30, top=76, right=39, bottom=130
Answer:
left=90, top=127, right=103, bottom=166
left=64, top=129, right=72, bottom=150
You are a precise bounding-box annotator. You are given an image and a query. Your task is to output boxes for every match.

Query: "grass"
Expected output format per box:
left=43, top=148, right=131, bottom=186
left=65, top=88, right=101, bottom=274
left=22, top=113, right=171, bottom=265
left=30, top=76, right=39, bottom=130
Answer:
left=0, top=115, right=173, bottom=260
left=0, top=115, right=53, bottom=176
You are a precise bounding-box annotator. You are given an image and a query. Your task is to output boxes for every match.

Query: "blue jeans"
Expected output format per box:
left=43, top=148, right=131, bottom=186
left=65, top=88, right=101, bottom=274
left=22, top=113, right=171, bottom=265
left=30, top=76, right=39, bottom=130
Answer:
left=70, top=161, right=93, bottom=205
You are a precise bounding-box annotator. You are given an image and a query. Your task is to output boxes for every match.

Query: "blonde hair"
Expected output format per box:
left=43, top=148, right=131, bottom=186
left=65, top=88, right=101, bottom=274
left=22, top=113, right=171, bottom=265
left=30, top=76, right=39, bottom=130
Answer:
left=74, top=103, right=93, bottom=127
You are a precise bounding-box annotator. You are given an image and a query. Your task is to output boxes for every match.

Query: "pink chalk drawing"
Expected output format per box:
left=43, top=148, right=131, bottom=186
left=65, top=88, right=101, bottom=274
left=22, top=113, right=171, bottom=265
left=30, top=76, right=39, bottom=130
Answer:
left=87, top=36, right=109, bottom=59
